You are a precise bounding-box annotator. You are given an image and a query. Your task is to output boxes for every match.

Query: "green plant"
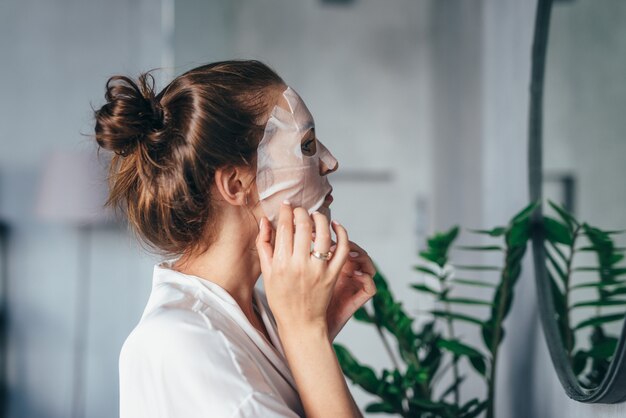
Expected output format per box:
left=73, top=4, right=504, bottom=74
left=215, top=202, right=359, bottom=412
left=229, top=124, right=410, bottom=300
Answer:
left=333, top=201, right=538, bottom=418
left=543, top=200, right=626, bottom=388
left=333, top=199, right=626, bottom=417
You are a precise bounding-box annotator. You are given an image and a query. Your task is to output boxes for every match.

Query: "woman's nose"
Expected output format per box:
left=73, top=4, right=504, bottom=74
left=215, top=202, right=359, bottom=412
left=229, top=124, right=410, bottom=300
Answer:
left=320, top=158, right=339, bottom=176
left=317, top=141, right=339, bottom=176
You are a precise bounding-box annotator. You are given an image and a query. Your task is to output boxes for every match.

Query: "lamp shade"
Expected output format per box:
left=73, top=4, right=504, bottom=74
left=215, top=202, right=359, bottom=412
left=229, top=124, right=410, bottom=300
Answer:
left=35, top=149, right=116, bottom=226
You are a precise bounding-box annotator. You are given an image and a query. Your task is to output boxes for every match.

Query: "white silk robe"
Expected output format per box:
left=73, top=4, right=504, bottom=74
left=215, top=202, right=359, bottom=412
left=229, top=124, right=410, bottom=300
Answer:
left=119, top=260, right=304, bottom=417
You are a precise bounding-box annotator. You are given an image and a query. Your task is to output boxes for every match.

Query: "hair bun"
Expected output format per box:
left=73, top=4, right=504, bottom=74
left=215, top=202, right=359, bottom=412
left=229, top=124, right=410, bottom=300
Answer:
left=94, top=72, right=166, bottom=157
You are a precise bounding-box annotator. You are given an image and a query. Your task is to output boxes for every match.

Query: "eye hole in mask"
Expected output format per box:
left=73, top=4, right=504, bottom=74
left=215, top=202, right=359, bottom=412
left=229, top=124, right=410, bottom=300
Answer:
left=301, top=128, right=318, bottom=157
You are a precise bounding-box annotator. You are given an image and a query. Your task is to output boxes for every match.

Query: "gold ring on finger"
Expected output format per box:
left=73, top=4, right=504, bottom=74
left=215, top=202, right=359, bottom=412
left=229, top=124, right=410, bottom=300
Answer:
left=310, top=249, right=333, bottom=261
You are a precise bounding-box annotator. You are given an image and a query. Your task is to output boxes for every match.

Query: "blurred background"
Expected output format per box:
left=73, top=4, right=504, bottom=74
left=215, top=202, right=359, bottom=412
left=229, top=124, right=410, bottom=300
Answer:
left=0, top=0, right=625, bottom=417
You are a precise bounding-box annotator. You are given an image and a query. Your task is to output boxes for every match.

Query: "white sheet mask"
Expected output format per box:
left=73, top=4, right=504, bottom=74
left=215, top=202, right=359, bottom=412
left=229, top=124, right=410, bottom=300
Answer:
left=256, top=86, right=338, bottom=229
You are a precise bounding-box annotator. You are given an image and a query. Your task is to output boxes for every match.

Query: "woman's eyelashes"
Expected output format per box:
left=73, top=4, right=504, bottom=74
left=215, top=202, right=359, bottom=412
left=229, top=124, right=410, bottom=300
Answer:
left=301, top=137, right=317, bottom=156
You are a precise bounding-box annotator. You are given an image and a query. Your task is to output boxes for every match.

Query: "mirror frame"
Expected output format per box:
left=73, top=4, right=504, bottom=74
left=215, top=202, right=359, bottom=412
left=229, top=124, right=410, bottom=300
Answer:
left=528, top=0, right=626, bottom=403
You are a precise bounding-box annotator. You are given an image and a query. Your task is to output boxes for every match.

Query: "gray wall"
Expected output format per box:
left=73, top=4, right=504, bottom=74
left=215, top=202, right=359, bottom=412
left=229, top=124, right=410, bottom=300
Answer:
left=481, top=1, right=538, bottom=417
left=2, top=0, right=626, bottom=417
left=0, top=1, right=164, bottom=417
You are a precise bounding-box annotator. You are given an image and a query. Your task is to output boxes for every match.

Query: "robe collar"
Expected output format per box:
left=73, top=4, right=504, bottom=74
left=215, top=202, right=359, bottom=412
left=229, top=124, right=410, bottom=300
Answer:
left=152, top=260, right=298, bottom=393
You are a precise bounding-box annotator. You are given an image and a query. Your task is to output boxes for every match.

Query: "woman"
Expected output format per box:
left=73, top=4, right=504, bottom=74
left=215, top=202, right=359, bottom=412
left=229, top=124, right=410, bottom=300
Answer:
left=93, top=60, right=377, bottom=417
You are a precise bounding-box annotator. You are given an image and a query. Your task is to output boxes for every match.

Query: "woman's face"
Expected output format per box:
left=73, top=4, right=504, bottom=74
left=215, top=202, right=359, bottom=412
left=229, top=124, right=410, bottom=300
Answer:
left=254, top=85, right=339, bottom=229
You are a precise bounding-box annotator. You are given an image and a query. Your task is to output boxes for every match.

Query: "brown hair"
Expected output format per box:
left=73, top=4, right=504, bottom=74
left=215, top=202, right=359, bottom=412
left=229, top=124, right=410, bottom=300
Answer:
left=93, top=60, right=284, bottom=258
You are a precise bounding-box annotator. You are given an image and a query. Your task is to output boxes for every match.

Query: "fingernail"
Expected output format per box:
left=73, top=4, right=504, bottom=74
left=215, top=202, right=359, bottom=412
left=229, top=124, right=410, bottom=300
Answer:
left=313, top=211, right=320, bottom=216
left=330, top=244, right=337, bottom=251
left=354, top=270, right=364, bottom=276
left=283, top=199, right=291, bottom=206
left=349, top=251, right=359, bottom=258
left=331, top=219, right=340, bottom=226
left=259, top=218, right=264, bottom=228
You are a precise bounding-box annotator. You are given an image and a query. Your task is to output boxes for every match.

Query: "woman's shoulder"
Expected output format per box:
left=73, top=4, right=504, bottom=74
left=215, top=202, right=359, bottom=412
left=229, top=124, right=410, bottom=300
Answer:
left=120, top=300, right=234, bottom=367
left=119, top=283, right=269, bottom=384
left=118, top=277, right=302, bottom=417
left=118, top=294, right=295, bottom=417
left=119, top=306, right=255, bottom=405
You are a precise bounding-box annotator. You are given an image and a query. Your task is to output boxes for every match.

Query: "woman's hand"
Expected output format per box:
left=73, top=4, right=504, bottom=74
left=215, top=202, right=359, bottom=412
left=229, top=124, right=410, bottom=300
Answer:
left=256, top=204, right=372, bottom=417
left=255, top=201, right=350, bottom=336
left=322, top=238, right=377, bottom=342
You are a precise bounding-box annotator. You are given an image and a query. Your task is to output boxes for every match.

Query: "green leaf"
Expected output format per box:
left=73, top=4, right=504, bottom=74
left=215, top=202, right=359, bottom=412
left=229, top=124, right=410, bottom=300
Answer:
left=353, top=306, right=375, bottom=324
left=408, top=398, right=448, bottom=411
left=571, top=280, right=626, bottom=290
left=511, top=200, right=540, bottom=224
left=571, top=299, right=626, bottom=309
left=544, top=216, right=573, bottom=245
left=546, top=238, right=569, bottom=264
left=572, top=350, right=588, bottom=376
left=610, top=254, right=625, bottom=266
left=372, top=268, right=389, bottom=291
left=370, top=283, right=419, bottom=366
left=582, top=223, right=609, bottom=237
left=437, top=338, right=485, bottom=358
left=587, top=337, right=618, bottom=360
left=547, top=199, right=578, bottom=229
left=507, top=220, right=531, bottom=247
left=547, top=270, right=566, bottom=318
left=609, top=287, right=626, bottom=296
left=573, top=267, right=626, bottom=277
left=574, top=314, right=626, bottom=330
left=430, top=310, right=485, bottom=327
left=410, top=283, right=440, bottom=296
left=419, top=226, right=460, bottom=268
left=372, top=288, right=392, bottom=325
left=436, top=340, right=487, bottom=376
left=578, top=246, right=626, bottom=253
left=365, top=402, right=397, bottom=414
left=508, top=245, right=528, bottom=264
left=419, top=250, right=444, bottom=266
left=451, top=278, right=496, bottom=288
left=481, top=324, right=505, bottom=353
left=440, top=297, right=493, bottom=307
left=333, top=344, right=381, bottom=395
left=544, top=245, right=568, bottom=283
left=469, top=355, right=487, bottom=377
left=452, top=264, right=501, bottom=271
left=455, top=245, right=504, bottom=251
left=574, top=267, right=603, bottom=272
left=467, top=227, right=506, bottom=237
left=427, top=226, right=460, bottom=249
left=414, top=265, right=440, bottom=277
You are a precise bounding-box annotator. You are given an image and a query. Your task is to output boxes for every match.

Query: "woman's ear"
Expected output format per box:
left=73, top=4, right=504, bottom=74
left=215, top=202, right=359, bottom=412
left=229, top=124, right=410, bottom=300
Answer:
left=214, top=165, right=250, bottom=206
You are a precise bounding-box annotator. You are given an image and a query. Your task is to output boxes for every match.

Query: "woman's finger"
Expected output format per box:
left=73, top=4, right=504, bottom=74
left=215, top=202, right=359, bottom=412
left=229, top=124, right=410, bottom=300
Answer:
left=360, top=259, right=376, bottom=277
left=347, top=241, right=369, bottom=256
left=348, top=273, right=377, bottom=300
left=255, top=216, right=274, bottom=280
left=327, top=221, right=350, bottom=277
left=311, top=211, right=332, bottom=257
left=293, top=207, right=313, bottom=262
left=275, top=200, right=294, bottom=260
left=348, top=253, right=376, bottom=277
left=328, top=239, right=375, bottom=277
left=361, top=274, right=377, bottom=296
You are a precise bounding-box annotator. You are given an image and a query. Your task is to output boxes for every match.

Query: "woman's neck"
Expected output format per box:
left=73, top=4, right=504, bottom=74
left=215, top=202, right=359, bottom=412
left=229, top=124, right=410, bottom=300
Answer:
left=172, top=216, right=262, bottom=324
